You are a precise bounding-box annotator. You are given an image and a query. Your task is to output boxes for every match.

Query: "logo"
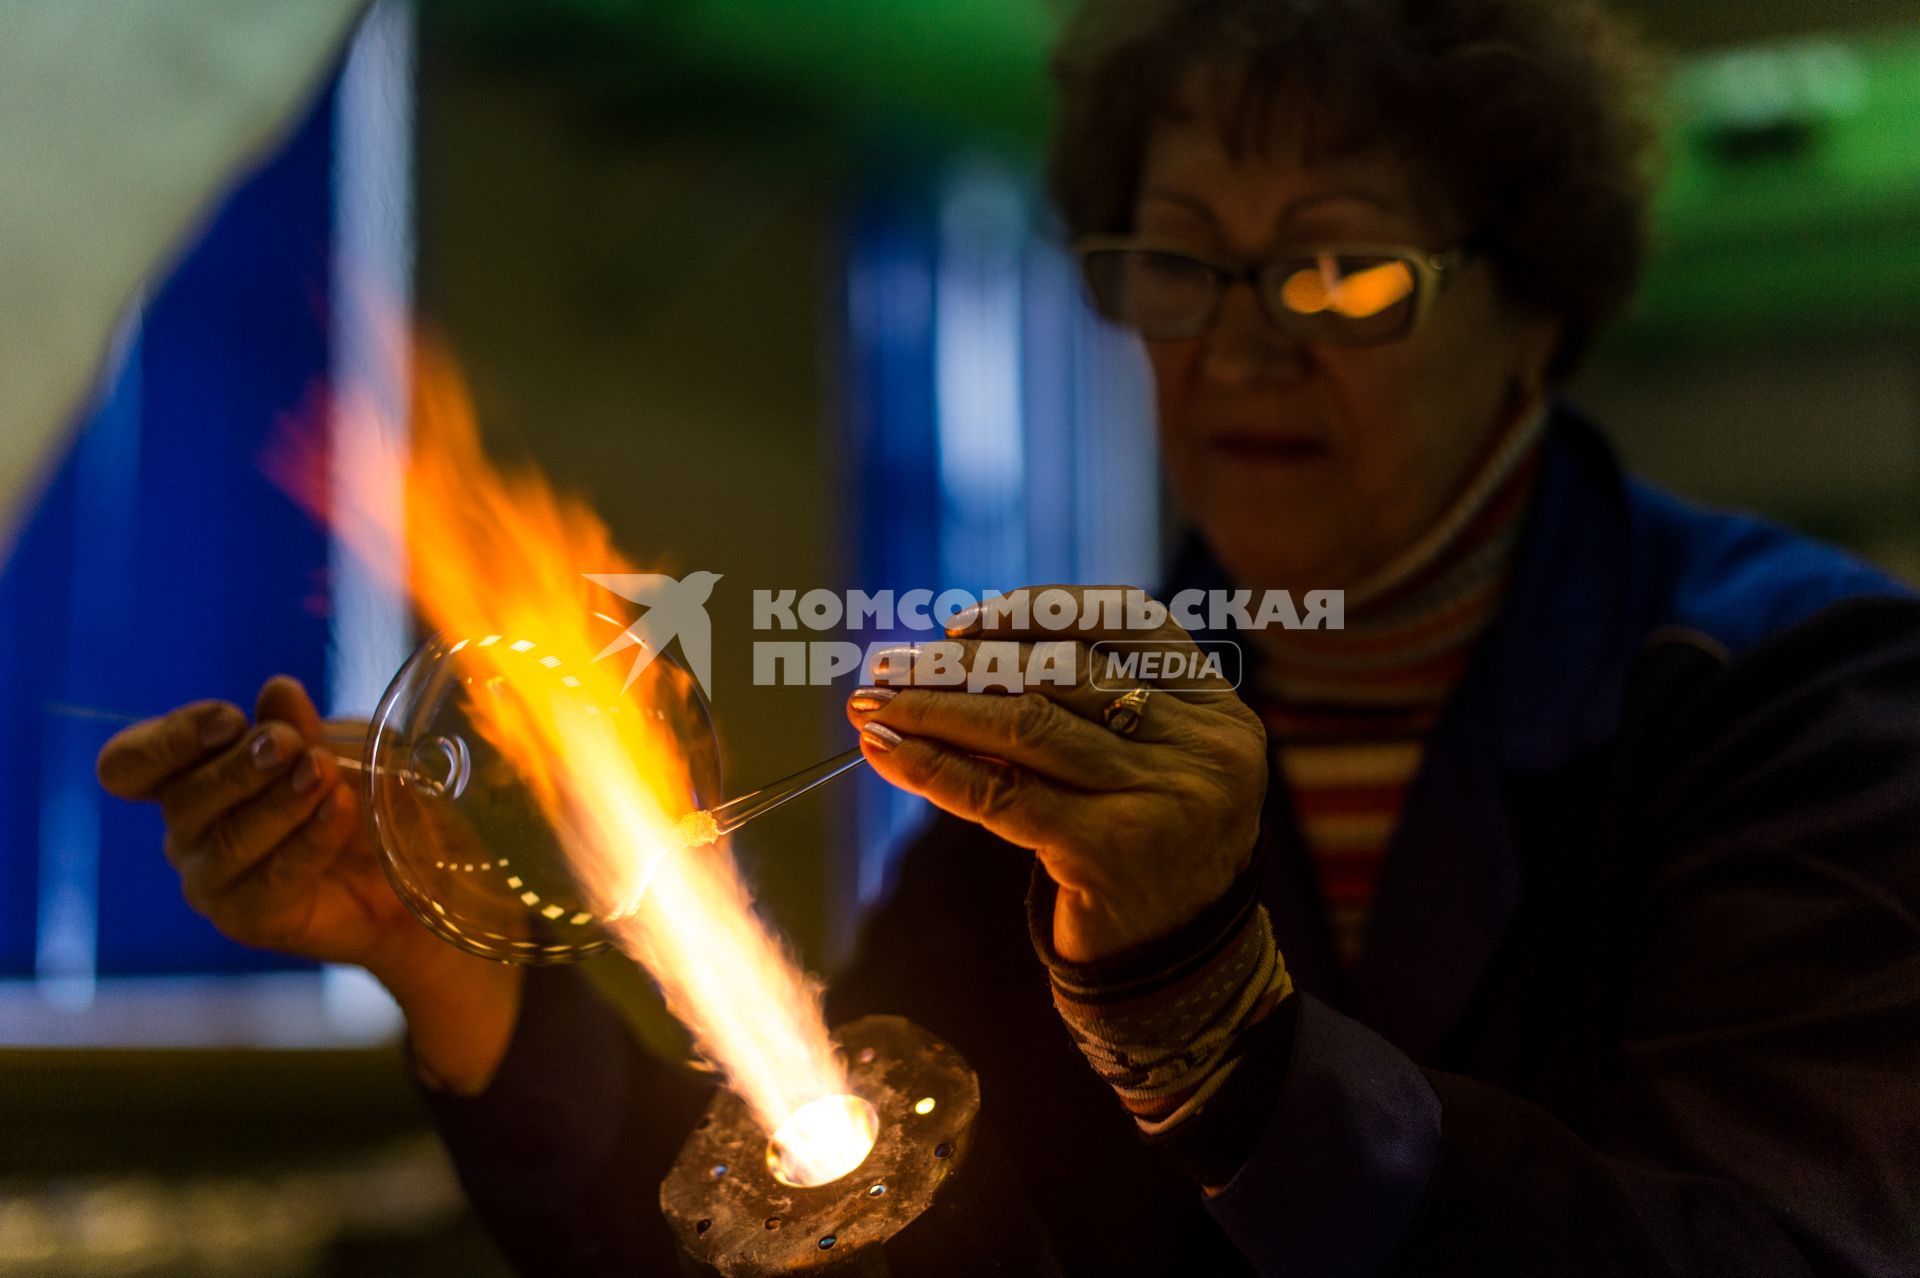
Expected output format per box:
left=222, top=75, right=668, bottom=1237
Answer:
left=586, top=571, right=723, bottom=699
left=1089, top=640, right=1243, bottom=691
left=584, top=578, right=1339, bottom=700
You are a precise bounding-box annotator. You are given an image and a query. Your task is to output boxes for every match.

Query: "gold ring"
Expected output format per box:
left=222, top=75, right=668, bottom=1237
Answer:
left=1102, top=687, right=1152, bottom=736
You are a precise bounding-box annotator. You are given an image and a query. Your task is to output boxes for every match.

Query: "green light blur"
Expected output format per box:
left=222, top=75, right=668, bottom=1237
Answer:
left=1628, top=31, right=1920, bottom=346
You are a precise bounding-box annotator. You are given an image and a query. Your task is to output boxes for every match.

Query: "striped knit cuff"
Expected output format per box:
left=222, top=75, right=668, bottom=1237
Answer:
left=1027, top=861, right=1294, bottom=1137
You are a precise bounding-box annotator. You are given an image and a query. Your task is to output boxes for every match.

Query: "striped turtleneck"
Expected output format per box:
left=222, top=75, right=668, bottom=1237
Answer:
left=1253, top=402, right=1546, bottom=968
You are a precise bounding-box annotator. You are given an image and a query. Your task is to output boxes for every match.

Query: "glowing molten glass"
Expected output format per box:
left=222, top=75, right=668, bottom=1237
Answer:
left=294, top=333, right=874, bottom=1188
left=767, top=1094, right=881, bottom=1188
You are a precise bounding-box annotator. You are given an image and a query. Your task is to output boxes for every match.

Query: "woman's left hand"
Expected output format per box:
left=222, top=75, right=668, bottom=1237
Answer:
left=846, top=586, right=1268, bottom=963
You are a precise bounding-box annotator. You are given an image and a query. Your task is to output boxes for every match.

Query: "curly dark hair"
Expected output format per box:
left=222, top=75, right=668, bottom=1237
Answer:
left=1047, top=0, right=1661, bottom=382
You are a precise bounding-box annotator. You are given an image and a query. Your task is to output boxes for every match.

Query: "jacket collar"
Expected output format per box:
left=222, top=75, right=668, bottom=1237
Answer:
left=1472, top=407, right=1638, bottom=773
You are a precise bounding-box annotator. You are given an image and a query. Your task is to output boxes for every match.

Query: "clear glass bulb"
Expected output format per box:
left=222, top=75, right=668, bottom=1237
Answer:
left=360, top=632, right=721, bottom=964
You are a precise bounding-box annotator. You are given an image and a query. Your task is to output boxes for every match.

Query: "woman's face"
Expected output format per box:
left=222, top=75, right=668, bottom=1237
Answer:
left=1134, top=110, right=1559, bottom=592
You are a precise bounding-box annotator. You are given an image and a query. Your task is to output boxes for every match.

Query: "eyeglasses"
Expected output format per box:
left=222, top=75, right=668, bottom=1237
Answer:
left=1073, top=236, right=1470, bottom=346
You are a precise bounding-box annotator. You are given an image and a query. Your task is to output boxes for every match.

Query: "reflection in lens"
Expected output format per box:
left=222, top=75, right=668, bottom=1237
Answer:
left=1331, top=259, right=1415, bottom=318
left=1279, top=257, right=1415, bottom=320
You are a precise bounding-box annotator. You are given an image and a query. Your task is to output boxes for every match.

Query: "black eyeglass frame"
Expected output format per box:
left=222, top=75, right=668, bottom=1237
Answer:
left=1071, top=235, right=1472, bottom=346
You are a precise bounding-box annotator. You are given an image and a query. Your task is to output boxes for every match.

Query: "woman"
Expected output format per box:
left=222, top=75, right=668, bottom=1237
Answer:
left=97, top=0, right=1920, bottom=1273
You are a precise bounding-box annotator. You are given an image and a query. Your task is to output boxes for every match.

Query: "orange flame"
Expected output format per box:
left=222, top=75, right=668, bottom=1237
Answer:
left=295, top=333, right=869, bottom=1187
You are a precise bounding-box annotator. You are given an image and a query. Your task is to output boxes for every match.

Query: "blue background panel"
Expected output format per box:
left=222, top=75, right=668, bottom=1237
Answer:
left=0, top=79, right=340, bottom=979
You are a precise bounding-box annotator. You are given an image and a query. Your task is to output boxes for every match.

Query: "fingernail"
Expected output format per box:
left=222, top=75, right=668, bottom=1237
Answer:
left=869, top=644, right=918, bottom=683
left=250, top=729, right=284, bottom=771
left=848, top=686, right=898, bottom=714
left=290, top=748, right=321, bottom=795
left=317, top=785, right=344, bottom=823
left=861, top=722, right=903, bottom=751
left=199, top=709, right=243, bottom=749
left=945, top=603, right=980, bottom=634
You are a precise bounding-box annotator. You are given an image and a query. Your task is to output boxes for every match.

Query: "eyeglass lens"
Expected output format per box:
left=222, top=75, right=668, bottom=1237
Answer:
left=1085, top=249, right=1421, bottom=345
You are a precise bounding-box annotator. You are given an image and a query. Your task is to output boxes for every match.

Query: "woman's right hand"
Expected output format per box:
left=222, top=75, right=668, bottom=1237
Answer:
left=96, top=674, right=522, bottom=1093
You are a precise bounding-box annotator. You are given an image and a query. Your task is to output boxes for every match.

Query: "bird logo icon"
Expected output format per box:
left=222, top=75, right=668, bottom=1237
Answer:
left=584, top=571, right=723, bottom=699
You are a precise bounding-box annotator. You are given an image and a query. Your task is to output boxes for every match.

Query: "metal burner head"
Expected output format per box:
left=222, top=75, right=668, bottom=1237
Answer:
left=660, top=1016, right=981, bottom=1276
